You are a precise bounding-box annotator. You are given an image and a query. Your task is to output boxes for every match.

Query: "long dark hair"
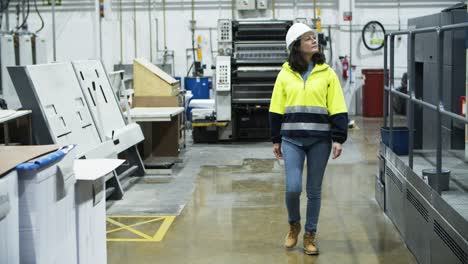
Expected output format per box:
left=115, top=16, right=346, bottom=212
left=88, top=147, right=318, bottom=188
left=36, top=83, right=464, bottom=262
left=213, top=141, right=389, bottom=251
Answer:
left=288, top=40, right=326, bottom=74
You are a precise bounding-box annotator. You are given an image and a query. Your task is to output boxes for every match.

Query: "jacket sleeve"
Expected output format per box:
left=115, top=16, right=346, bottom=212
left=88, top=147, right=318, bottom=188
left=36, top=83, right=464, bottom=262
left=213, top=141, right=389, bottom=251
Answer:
left=327, top=70, right=349, bottom=144
left=269, top=72, right=286, bottom=144
left=269, top=112, right=283, bottom=144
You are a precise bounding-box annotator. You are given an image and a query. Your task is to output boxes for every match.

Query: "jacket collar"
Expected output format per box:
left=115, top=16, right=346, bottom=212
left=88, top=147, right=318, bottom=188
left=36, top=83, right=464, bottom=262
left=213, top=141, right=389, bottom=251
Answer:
left=282, top=62, right=329, bottom=75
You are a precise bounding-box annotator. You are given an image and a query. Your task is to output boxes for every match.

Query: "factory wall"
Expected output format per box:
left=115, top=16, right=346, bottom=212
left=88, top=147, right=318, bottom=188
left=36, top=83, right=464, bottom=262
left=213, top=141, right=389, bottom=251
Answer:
left=3, top=1, right=455, bottom=92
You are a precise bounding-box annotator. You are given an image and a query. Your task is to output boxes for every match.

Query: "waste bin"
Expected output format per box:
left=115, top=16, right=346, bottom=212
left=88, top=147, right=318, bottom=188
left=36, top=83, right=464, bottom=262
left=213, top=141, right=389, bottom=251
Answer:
left=362, top=69, right=385, bottom=117
left=17, top=145, right=78, bottom=264
left=0, top=170, right=19, bottom=264
left=381, top=126, right=409, bottom=155
left=422, top=168, right=451, bottom=192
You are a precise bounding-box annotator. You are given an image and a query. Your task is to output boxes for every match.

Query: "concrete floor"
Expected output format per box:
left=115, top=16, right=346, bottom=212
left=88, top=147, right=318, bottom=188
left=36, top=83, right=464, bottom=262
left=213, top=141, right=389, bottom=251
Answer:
left=107, top=117, right=417, bottom=264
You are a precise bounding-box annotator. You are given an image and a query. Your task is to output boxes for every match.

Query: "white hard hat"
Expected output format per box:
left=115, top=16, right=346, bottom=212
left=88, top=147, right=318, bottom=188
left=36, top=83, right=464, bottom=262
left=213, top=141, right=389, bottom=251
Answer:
left=285, top=23, right=313, bottom=50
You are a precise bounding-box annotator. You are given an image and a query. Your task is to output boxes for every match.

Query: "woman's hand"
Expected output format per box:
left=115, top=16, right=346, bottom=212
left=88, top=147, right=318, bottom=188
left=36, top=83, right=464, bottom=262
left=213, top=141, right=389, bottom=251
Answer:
left=273, top=143, right=283, bottom=160
left=332, top=142, right=343, bottom=159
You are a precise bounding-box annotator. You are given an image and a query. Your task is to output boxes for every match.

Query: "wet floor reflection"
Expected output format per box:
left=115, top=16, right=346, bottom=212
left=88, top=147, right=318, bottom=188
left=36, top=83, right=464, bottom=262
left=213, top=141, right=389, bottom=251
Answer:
left=108, top=153, right=416, bottom=264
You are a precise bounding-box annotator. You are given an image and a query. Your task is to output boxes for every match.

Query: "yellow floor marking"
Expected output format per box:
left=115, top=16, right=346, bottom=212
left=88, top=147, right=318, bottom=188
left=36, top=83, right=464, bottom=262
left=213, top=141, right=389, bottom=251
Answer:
left=106, top=238, right=154, bottom=242
left=108, top=215, right=165, bottom=218
left=106, top=215, right=176, bottom=242
left=106, top=217, right=153, bottom=240
left=152, top=216, right=176, bottom=241
left=106, top=217, right=164, bottom=234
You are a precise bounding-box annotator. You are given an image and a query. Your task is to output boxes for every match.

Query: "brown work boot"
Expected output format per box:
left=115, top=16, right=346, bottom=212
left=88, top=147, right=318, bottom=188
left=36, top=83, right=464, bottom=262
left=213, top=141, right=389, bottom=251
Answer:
left=303, top=232, right=319, bottom=255
left=284, top=222, right=301, bottom=248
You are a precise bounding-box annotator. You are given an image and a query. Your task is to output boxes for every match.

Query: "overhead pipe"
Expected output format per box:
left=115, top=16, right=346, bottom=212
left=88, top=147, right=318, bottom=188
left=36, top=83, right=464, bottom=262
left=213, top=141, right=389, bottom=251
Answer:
left=272, top=0, right=276, bottom=19
left=133, top=0, right=137, bottom=58
left=148, top=0, right=153, bottom=61
left=293, top=0, right=297, bottom=18
left=348, top=0, right=353, bottom=84
left=120, top=0, right=123, bottom=63
left=189, top=0, right=196, bottom=76
left=163, top=0, right=167, bottom=49
left=98, top=0, right=103, bottom=59
left=231, top=0, right=234, bottom=19
left=1, top=0, right=337, bottom=13
left=5, top=2, right=9, bottom=31
left=52, top=0, right=56, bottom=61
left=313, top=0, right=317, bottom=25
left=154, top=18, right=159, bottom=51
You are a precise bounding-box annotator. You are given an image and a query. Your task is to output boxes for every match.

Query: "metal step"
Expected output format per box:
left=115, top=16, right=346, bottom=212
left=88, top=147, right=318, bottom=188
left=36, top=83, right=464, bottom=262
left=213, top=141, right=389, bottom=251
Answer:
left=105, top=187, right=116, bottom=199
left=117, top=165, right=139, bottom=182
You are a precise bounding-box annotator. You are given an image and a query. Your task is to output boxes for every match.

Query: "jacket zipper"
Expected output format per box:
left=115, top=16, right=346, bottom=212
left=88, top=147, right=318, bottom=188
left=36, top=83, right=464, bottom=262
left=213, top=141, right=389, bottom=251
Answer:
left=295, top=67, right=328, bottom=90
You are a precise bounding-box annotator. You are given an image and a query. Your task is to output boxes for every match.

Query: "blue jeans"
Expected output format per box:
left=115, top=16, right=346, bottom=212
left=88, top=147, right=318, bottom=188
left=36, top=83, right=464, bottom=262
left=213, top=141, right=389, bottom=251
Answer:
left=282, top=138, right=332, bottom=233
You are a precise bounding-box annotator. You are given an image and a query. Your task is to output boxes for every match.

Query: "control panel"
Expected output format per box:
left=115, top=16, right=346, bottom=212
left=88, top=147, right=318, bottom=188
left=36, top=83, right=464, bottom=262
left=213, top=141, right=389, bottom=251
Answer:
left=216, top=56, right=231, bottom=92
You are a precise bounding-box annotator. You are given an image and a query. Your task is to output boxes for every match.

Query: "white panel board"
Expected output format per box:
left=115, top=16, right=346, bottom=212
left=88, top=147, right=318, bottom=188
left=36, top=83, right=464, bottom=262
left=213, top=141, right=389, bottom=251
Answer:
left=72, top=60, right=126, bottom=138
left=25, top=63, right=102, bottom=157
left=72, top=60, right=144, bottom=152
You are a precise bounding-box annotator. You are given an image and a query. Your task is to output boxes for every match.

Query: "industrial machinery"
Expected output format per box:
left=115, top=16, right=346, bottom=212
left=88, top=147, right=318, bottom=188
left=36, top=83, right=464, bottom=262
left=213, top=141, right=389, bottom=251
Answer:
left=378, top=6, right=468, bottom=264
left=8, top=60, right=153, bottom=200
left=215, top=19, right=293, bottom=140
left=409, top=9, right=466, bottom=150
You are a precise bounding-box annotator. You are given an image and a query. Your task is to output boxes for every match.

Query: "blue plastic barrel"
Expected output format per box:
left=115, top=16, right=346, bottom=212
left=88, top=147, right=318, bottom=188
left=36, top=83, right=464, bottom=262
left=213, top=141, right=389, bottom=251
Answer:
left=381, top=127, right=409, bottom=155
left=184, top=77, right=210, bottom=99
left=207, top=77, right=213, bottom=89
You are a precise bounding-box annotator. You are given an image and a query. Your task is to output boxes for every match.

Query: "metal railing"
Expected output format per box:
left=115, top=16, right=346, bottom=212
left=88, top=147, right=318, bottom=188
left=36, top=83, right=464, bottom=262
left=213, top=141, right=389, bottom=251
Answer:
left=383, top=21, right=468, bottom=194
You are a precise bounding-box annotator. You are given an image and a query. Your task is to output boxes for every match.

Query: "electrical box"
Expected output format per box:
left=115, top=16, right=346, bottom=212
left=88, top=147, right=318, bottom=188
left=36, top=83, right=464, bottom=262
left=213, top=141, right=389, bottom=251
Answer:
left=215, top=56, right=231, bottom=121
left=35, top=36, right=48, bottom=64
left=257, top=0, right=268, bottom=10
left=18, top=34, right=33, bottom=66
left=237, top=0, right=256, bottom=11
left=215, top=56, right=231, bottom=92
left=0, top=35, right=16, bottom=107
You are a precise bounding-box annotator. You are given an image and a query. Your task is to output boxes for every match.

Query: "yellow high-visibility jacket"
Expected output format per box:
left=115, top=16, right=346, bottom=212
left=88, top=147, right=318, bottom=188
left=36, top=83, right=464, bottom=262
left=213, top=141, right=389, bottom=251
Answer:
left=269, top=62, right=348, bottom=144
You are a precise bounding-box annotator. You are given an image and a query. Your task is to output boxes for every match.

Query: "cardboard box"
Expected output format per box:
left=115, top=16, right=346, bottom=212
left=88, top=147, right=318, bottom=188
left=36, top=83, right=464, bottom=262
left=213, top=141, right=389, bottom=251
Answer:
left=17, top=145, right=78, bottom=264
left=0, top=145, right=58, bottom=175
left=74, top=159, right=124, bottom=264
left=133, top=58, right=180, bottom=97
left=134, top=96, right=181, bottom=108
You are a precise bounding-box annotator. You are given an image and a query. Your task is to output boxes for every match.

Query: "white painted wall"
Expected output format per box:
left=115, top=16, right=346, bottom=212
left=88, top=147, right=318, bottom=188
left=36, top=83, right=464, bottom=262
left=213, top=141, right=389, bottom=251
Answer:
left=2, top=1, right=453, bottom=82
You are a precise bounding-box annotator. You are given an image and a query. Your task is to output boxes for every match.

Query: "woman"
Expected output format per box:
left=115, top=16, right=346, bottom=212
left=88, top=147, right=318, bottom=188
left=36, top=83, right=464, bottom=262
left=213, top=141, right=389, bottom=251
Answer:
left=269, top=23, right=348, bottom=255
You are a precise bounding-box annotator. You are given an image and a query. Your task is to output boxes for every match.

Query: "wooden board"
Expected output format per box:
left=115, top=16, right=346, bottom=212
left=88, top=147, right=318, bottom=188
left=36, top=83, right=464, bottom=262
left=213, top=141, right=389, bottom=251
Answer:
left=133, top=96, right=181, bottom=108
left=133, top=58, right=180, bottom=97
